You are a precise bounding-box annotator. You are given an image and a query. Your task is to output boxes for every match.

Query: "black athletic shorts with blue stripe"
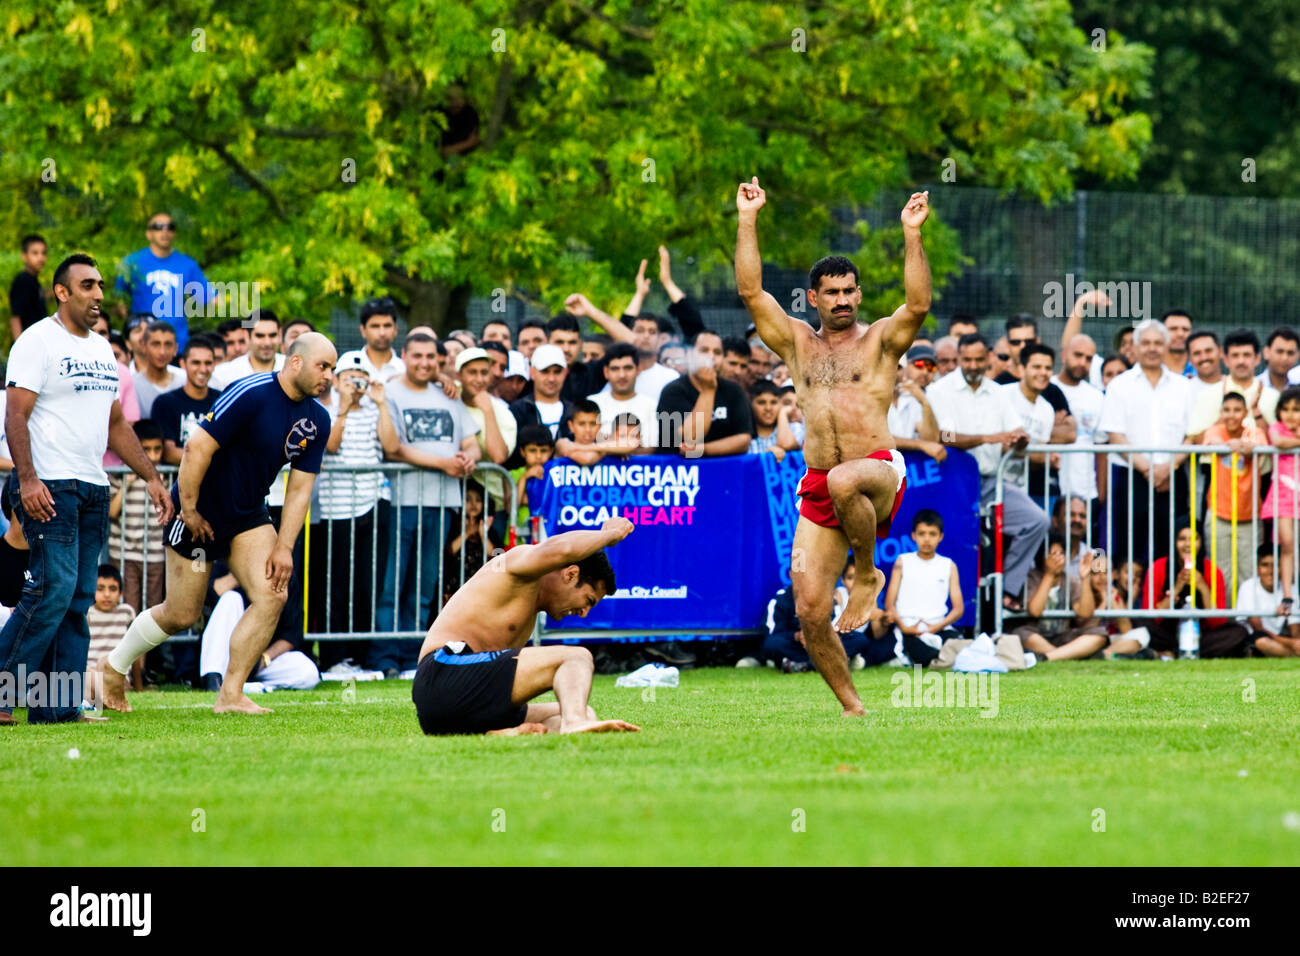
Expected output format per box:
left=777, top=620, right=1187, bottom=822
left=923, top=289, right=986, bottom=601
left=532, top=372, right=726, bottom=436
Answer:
left=412, top=644, right=527, bottom=735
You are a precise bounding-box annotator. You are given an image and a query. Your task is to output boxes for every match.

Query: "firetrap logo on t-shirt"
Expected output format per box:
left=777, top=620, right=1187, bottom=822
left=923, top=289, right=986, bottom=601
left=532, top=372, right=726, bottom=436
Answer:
left=549, top=462, right=701, bottom=527
left=284, top=417, right=318, bottom=459
left=58, top=356, right=119, bottom=394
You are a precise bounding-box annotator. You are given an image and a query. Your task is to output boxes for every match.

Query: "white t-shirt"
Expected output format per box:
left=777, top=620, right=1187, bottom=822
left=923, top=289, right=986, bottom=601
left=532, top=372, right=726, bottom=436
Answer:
left=1000, top=383, right=1054, bottom=489
left=1051, top=375, right=1105, bottom=500
left=5, top=316, right=120, bottom=485
left=594, top=363, right=681, bottom=408
left=926, top=373, right=1021, bottom=482
left=210, top=353, right=285, bottom=392
left=590, top=390, right=660, bottom=448
left=359, top=349, right=405, bottom=382
left=132, top=365, right=186, bottom=418
left=887, top=393, right=924, bottom=440
left=893, top=551, right=955, bottom=626
left=1234, top=576, right=1299, bottom=635
left=535, top=400, right=564, bottom=438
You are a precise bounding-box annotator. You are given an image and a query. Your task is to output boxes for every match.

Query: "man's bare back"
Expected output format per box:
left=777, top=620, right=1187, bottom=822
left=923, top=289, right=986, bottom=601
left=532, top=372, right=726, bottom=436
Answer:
left=419, top=549, right=545, bottom=659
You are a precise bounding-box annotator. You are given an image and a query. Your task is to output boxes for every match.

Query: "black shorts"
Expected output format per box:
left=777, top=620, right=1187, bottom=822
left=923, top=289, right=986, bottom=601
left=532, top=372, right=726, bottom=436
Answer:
left=164, top=509, right=273, bottom=563
left=412, top=644, right=527, bottom=735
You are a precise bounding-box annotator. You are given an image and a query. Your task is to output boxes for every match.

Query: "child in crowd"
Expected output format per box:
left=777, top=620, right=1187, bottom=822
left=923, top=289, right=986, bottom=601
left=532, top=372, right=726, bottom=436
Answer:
left=1234, top=544, right=1300, bottom=657
left=442, top=482, right=502, bottom=607
left=883, top=509, right=964, bottom=665
left=1076, top=551, right=1153, bottom=659
left=1014, top=536, right=1108, bottom=660
left=555, top=399, right=638, bottom=465
left=610, top=412, right=643, bottom=450
left=1139, top=522, right=1250, bottom=658
left=512, top=424, right=554, bottom=542
left=1262, top=386, right=1300, bottom=601
left=755, top=576, right=887, bottom=673
left=85, top=564, right=142, bottom=705
left=108, top=419, right=167, bottom=619
left=778, top=384, right=801, bottom=423
left=1201, top=391, right=1264, bottom=585
left=748, top=380, right=803, bottom=460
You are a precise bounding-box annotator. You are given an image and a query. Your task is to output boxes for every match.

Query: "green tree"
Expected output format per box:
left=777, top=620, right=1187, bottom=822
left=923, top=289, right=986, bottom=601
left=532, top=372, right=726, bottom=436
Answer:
left=0, top=0, right=1151, bottom=342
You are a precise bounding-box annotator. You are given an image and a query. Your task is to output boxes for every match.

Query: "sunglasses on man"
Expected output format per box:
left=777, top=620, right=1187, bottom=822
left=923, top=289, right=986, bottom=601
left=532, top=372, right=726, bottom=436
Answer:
left=148, top=221, right=176, bottom=231
left=995, top=352, right=1011, bottom=361
left=911, top=359, right=936, bottom=370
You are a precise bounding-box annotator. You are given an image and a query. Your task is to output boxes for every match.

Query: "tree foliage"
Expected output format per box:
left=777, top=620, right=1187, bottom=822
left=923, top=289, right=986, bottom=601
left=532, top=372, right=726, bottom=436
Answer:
left=0, top=0, right=1152, bottom=339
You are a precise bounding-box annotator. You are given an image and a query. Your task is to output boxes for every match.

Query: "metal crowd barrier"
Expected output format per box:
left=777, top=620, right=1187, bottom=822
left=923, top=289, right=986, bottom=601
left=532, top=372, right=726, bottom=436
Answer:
left=992, top=443, right=1297, bottom=636
left=105, top=462, right=516, bottom=644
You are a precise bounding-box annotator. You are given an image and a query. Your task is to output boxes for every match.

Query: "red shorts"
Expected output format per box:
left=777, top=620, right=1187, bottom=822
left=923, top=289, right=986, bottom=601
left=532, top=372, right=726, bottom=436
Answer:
left=797, top=450, right=908, bottom=538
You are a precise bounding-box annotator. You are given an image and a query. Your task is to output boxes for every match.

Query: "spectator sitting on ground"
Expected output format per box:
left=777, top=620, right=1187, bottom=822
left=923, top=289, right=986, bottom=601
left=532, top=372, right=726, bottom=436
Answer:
left=1014, top=535, right=1108, bottom=661
left=1201, top=391, right=1265, bottom=585
left=85, top=564, right=143, bottom=705
left=554, top=399, right=638, bottom=466
left=511, top=424, right=554, bottom=542
left=442, top=482, right=501, bottom=607
left=582, top=334, right=609, bottom=365
left=589, top=342, right=659, bottom=450
left=883, top=509, right=965, bottom=666
left=1051, top=494, right=1093, bottom=577
left=1138, top=522, right=1251, bottom=659
left=749, top=380, right=802, bottom=460
left=1079, top=552, right=1153, bottom=659
left=199, top=566, right=321, bottom=693
left=720, top=336, right=754, bottom=390
left=657, top=330, right=754, bottom=458
left=749, top=577, right=884, bottom=673
left=151, top=336, right=221, bottom=465
left=107, top=420, right=167, bottom=629
left=1235, top=544, right=1300, bottom=657
left=887, top=343, right=946, bottom=461
left=131, top=320, right=185, bottom=418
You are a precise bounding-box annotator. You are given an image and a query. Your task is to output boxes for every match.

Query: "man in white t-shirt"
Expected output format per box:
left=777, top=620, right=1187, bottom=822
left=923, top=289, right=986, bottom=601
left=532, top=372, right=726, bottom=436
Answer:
left=1051, top=334, right=1106, bottom=503
left=589, top=343, right=659, bottom=450
left=209, top=313, right=285, bottom=391
left=131, top=320, right=186, bottom=417
left=1235, top=546, right=1300, bottom=657
left=0, top=254, right=172, bottom=725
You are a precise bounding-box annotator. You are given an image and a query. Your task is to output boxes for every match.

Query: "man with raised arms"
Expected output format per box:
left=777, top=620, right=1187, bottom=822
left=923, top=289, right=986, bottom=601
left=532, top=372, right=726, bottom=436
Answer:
left=412, top=517, right=640, bottom=735
left=736, top=178, right=931, bottom=716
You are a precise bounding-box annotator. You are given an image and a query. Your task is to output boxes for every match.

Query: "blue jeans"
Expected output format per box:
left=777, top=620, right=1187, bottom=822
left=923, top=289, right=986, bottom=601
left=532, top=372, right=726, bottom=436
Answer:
left=369, top=506, right=449, bottom=672
left=0, top=479, right=110, bottom=722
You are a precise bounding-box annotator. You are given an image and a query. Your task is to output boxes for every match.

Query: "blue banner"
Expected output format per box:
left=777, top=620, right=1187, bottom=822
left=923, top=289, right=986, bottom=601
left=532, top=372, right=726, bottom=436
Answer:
left=535, top=449, right=979, bottom=634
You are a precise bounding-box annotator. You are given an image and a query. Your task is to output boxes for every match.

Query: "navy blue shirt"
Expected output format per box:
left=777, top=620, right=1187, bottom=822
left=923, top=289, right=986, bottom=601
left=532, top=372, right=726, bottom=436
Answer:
left=171, top=372, right=330, bottom=526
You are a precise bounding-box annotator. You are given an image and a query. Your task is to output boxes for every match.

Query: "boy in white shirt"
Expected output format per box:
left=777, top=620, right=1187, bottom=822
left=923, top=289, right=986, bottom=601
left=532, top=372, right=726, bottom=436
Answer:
left=1235, top=545, right=1300, bottom=657
left=883, top=509, right=964, bottom=665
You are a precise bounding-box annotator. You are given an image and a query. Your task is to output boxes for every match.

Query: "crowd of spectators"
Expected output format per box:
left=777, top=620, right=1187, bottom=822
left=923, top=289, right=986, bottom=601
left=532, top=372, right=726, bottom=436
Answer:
left=8, top=227, right=1300, bottom=702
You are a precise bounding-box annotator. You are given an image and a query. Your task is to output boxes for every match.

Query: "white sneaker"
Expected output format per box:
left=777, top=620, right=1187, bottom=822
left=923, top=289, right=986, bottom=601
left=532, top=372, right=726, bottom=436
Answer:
left=850, top=654, right=866, bottom=671
left=735, top=656, right=761, bottom=668
left=887, top=655, right=911, bottom=667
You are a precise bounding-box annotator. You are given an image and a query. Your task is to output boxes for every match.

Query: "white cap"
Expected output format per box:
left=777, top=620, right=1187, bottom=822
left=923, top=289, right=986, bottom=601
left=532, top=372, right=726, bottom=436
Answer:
left=530, top=343, right=566, bottom=371
left=506, top=349, right=530, bottom=379
left=334, top=350, right=371, bottom=377
left=454, top=346, right=491, bottom=373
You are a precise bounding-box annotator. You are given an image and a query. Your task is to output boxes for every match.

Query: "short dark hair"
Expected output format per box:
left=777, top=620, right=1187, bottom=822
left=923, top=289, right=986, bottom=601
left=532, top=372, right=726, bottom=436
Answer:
left=546, top=313, right=580, bottom=336
left=1006, top=314, right=1038, bottom=338
left=480, top=340, right=508, bottom=358
left=808, top=255, right=859, bottom=291
left=631, top=313, right=662, bottom=330
left=574, top=549, right=616, bottom=596
left=133, top=419, right=163, bottom=443
left=1266, top=327, right=1300, bottom=349
left=181, top=338, right=215, bottom=361
left=1020, top=343, right=1055, bottom=366
left=655, top=316, right=677, bottom=336
left=20, top=234, right=46, bottom=253
left=52, top=253, right=97, bottom=294
left=658, top=342, right=684, bottom=362
left=572, top=399, right=601, bottom=418
left=583, top=333, right=611, bottom=345
left=948, top=313, right=977, bottom=333
left=247, top=309, right=280, bottom=330
left=689, top=329, right=721, bottom=348
left=519, top=318, right=547, bottom=335
left=603, top=343, right=638, bottom=366
left=360, top=296, right=399, bottom=325
left=215, top=318, right=244, bottom=337
left=96, top=564, right=122, bottom=586
left=145, top=320, right=176, bottom=340
left=284, top=318, right=314, bottom=336
left=404, top=331, right=437, bottom=348
left=957, top=332, right=988, bottom=351
left=1160, top=309, right=1192, bottom=323
left=1102, top=353, right=1132, bottom=372
left=1219, top=391, right=1248, bottom=410
left=517, top=424, right=555, bottom=449
left=1185, top=329, right=1220, bottom=350
left=912, top=509, right=944, bottom=533
left=750, top=380, right=782, bottom=399
left=108, top=331, right=127, bottom=352
left=1222, top=329, right=1261, bottom=354
left=1258, top=542, right=1277, bottom=562
left=611, top=412, right=642, bottom=431
left=722, top=336, right=751, bottom=358
left=1277, top=386, right=1300, bottom=412
left=482, top=318, right=513, bottom=334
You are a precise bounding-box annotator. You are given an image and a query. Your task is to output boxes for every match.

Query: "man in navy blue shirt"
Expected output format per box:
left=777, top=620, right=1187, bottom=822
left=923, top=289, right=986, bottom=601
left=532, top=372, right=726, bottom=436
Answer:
left=114, top=212, right=207, bottom=351
left=100, top=333, right=336, bottom=716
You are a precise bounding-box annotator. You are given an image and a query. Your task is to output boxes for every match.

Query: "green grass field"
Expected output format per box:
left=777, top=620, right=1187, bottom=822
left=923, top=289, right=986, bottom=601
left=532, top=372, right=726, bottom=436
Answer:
left=3, top=660, right=1299, bottom=866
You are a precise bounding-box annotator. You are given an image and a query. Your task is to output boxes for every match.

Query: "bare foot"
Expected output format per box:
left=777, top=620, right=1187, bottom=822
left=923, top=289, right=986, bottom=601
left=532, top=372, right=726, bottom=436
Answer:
left=835, top=567, right=886, bottom=633
left=487, top=722, right=548, bottom=736
left=213, top=695, right=273, bottom=715
left=559, top=719, right=641, bottom=734
left=841, top=705, right=866, bottom=717
left=99, top=660, right=132, bottom=713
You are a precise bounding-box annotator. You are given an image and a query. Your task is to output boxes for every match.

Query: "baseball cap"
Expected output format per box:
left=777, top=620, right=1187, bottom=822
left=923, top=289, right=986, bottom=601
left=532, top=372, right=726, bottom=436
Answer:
left=906, top=344, right=936, bottom=363
left=455, top=346, right=491, bottom=373
left=334, top=350, right=372, bottom=377
left=531, top=343, right=566, bottom=371
left=505, top=349, right=530, bottom=380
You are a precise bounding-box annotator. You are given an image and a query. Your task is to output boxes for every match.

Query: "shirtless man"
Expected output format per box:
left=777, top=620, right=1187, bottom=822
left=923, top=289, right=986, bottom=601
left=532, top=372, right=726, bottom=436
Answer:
left=412, top=517, right=640, bottom=735
left=736, top=178, right=931, bottom=716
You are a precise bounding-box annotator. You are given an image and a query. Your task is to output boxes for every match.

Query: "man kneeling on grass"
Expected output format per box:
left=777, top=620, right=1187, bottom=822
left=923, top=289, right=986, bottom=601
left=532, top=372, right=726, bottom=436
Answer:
left=413, top=517, right=640, bottom=736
